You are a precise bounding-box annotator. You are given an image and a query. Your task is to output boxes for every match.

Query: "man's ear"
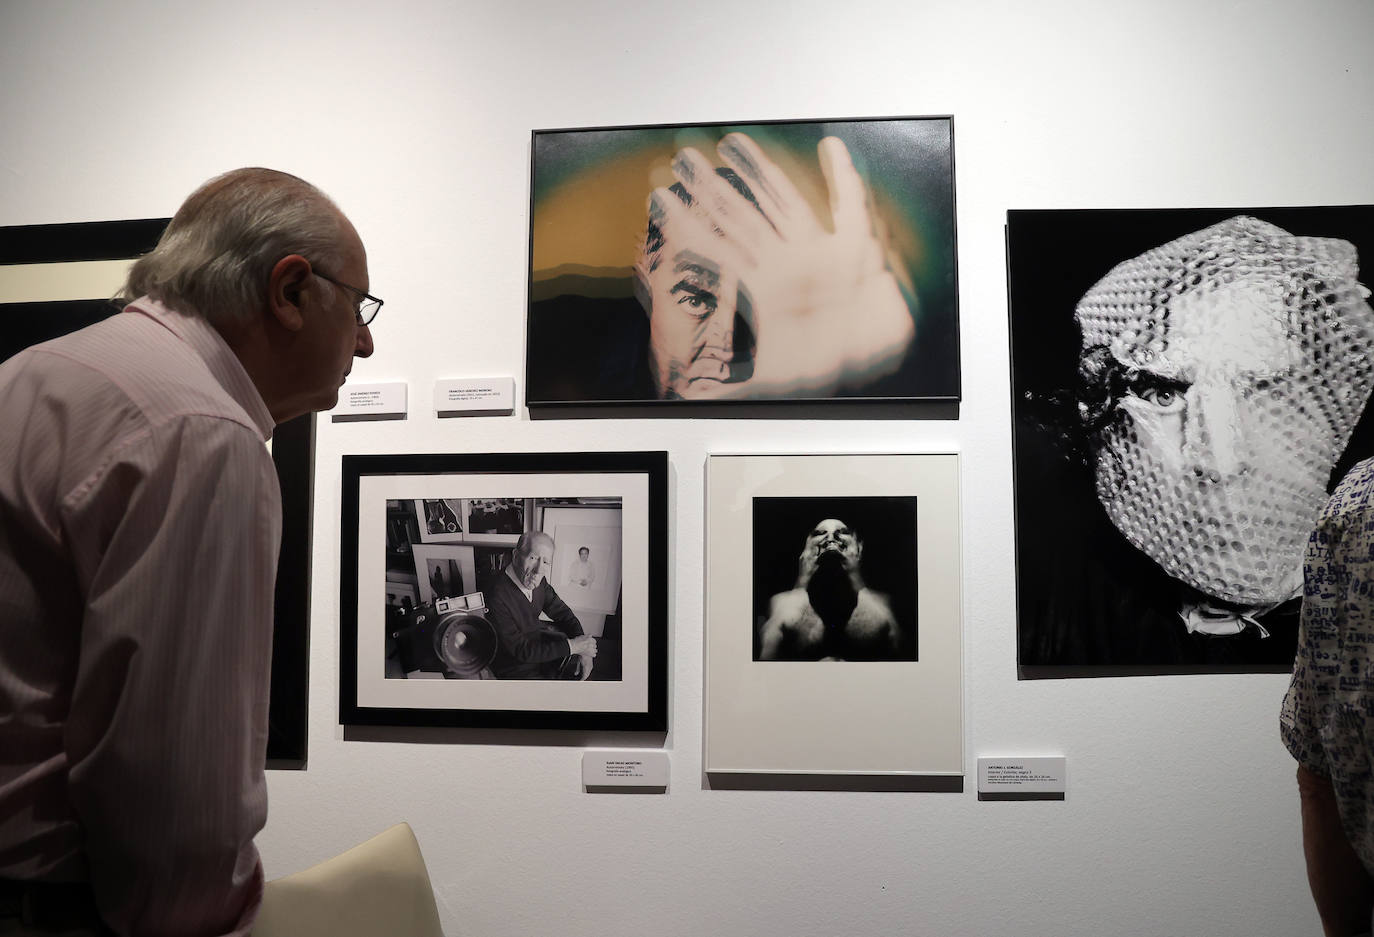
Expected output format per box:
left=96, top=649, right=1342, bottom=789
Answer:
left=267, top=254, right=313, bottom=332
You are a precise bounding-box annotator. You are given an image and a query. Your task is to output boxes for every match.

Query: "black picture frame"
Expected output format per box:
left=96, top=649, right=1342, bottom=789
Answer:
left=0, top=218, right=312, bottom=766
left=340, top=451, right=668, bottom=731
left=526, top=115, right=959, bottom=416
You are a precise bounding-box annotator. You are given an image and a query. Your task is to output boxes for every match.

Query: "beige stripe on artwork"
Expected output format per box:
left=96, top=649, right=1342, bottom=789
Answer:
left=0, top=259, right=136, bottom=304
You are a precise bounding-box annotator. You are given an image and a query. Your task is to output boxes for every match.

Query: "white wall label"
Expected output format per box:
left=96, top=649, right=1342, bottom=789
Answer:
left=434, top=377, right=514, bottom=415
left=583, top=751, right=669, bottom=790
left=330, top=381, right=407, bottom=420
left=977, top=757, right=1066, bottom=798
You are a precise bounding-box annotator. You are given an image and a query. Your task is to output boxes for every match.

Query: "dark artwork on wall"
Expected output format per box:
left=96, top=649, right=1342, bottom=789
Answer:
left=0, top=219, right=313, bottom=765
left=1007, top=205, right=1374, bottom=676
left=527, top=116, right=959, bottom=414
left=751, top=496, right=918, bottom=662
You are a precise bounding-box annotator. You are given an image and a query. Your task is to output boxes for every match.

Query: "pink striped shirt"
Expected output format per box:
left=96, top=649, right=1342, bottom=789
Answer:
left=0, top=297, right=279, bottom=936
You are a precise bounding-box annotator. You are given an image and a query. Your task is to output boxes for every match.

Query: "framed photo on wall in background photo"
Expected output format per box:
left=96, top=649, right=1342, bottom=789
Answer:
left=0, top=219, right=314, bottom=767
left=341, top=451, right=668, bottom=732
left=703, top=453, right=963, bottom=777
left=526, top=116, right=959, bottom=412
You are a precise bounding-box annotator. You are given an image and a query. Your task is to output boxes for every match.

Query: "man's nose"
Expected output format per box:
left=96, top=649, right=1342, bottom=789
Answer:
left=355, top=324, right=374, bottom=358
left=1182, top=383, right=1248, bottom=480
left=702, top=303, right=734, bottom=346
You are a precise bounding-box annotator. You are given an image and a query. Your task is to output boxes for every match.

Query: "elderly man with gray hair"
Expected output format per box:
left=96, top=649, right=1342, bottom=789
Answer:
left=0, top=168, right=377, bottom=936
left=485, top=531, right=598, bottom=680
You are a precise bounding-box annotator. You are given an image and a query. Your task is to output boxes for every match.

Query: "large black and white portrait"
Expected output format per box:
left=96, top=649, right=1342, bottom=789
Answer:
left=1008, top=206, right=1374, bottom=673
left=751, top=496, right=918, bottom=661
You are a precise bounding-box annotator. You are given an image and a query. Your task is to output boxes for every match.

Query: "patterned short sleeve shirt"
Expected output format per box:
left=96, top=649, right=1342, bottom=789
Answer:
left=1282, top=457, right=1374, bottom=873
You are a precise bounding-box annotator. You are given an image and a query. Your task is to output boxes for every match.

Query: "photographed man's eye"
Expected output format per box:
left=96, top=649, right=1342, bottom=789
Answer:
left=675, top=287, right=717, bottom=317
left=1128, top=378, right=1188, bottom=412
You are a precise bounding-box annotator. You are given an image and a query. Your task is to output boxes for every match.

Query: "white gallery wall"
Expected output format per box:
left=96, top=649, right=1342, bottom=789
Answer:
left=3, top=0, right=1372, bottom=933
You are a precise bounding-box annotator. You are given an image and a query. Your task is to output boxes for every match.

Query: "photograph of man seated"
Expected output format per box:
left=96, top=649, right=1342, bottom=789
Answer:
left=484, top=532, right=598, bottom=680
left=383, top=498, right=624, bottom=680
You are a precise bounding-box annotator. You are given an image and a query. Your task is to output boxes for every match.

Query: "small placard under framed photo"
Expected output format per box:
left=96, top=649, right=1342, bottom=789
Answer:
left=341, top=451, right=668, bottom=731
left=704, top=453, right=962, bottom=776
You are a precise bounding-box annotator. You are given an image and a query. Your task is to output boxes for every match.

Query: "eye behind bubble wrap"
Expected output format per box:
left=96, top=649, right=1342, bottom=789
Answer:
left=1074, top=215, right=1374, bottom=608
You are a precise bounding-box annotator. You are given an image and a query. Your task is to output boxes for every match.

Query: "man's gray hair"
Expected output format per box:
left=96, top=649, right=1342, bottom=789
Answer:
left=121, top=168, right=348, bottom=326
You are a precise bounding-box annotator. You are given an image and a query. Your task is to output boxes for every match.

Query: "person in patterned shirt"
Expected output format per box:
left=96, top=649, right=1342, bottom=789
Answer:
left=1282, top=458, right=1374, bottom=936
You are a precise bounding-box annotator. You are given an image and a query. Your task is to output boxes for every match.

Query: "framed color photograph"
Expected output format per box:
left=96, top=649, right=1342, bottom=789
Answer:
left=1007, top=206, right=1374, bottom=675
left=704, top=453, right=962, bottom=776
left=0, top=219, right=314, bottom=767
left=527, top=116, right=959, bottom=411
left=341, top=451, right=668, bottom=731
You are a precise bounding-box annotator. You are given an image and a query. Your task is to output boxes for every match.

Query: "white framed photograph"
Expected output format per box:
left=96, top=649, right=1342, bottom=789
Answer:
left=705, top=453, right=963, bottom=776
left=540, top=505, right=624, bottom=617
left=342, top=451, right=668, bottom=731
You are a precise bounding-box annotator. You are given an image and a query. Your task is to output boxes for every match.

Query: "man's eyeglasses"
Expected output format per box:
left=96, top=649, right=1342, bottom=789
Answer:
left=314, top=270, right=384, bottom=326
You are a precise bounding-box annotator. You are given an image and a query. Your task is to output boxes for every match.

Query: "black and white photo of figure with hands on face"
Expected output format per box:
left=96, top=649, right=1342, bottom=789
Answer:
left=753, top=496, right=918, bottom=662
left=1009, top=207, right=1374, bottom=671
left=526, top=118, right=958, bottom=408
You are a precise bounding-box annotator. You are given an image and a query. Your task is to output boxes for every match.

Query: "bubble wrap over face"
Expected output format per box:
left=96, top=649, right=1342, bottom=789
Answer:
left=1076, top=216, right=1374, bottom=607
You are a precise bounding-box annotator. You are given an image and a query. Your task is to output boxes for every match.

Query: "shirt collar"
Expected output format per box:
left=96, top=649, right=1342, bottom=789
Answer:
left=505, top=564, right=535, bottom=602
left=124, top=296, right=276, bottom=441
left=1178, top=598, right=1272, bottom=639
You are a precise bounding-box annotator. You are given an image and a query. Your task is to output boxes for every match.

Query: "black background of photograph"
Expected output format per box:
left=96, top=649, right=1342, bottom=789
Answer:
left=751, top=496, right=918, bottom=659
left=1007, top=205, right=1374, bottom=674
